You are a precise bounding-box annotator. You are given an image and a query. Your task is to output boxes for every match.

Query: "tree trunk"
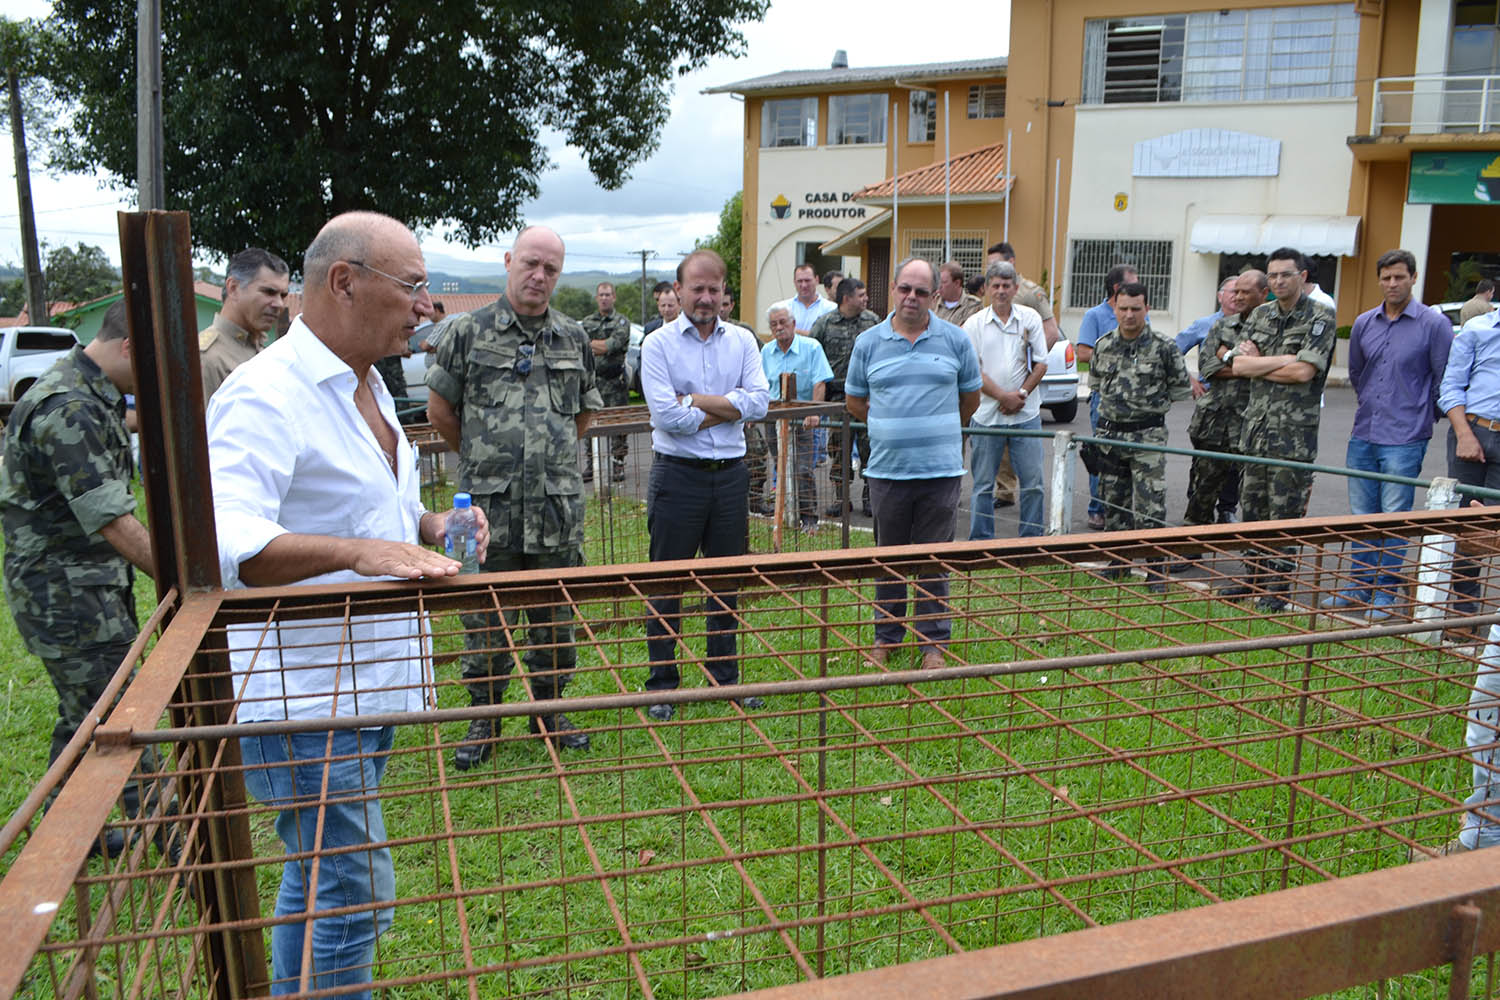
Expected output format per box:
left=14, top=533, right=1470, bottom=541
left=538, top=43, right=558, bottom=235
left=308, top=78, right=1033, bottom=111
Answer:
left=7, top=69, right=46, bottom=326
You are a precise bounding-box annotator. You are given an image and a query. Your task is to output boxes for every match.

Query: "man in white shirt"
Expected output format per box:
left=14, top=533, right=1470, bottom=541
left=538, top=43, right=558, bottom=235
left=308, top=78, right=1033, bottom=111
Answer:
left=207, top=210, right=483, bottom=1000
left=781, top=262, right=836, bottom=334
left=963, top=261, right=1049, bottom=538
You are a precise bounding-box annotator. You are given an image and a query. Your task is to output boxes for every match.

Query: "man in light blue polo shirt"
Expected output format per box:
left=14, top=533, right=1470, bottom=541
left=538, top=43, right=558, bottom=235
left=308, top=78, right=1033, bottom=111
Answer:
left=845, top=257, right=982, bottom=670
left=761, top=305, right=834, bottom=531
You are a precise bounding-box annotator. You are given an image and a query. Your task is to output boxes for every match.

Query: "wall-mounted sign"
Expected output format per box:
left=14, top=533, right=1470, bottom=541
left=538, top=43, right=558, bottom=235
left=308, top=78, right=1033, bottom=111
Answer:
left=1132, top=128, right=1281, bottom=178
left=1408, top=151, right=1500, bottom=204
left=769, top=191, right=868, bottom=221
left=1113, top=193, right=1128, bottom=212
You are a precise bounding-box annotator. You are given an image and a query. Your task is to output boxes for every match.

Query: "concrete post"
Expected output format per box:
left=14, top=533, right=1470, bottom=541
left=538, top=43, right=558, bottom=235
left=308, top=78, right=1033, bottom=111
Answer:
left=1049, top=430, right=1074, bottom=535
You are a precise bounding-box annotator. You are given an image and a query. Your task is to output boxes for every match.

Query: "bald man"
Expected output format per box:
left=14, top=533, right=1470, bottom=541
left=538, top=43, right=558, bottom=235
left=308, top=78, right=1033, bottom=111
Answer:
left=428, top=225, right=603, bottom=762
left=207, top=211, right=483, bottom=998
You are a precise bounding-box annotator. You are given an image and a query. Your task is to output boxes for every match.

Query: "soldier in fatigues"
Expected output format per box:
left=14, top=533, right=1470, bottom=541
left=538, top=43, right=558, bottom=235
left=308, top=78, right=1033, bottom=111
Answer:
left=427, top=227, right=603, bottom=764
left=1, top=301, right=163, bottom=855
left=580, top=281, right=633, bottom=482
left=1090, top=283, right=1192, bottom=580
left=1219, top=248, right=1337, bottom=612
left=1183, top=270, right=1265, bottom=528
left=810, top=277, right=879, bottom=516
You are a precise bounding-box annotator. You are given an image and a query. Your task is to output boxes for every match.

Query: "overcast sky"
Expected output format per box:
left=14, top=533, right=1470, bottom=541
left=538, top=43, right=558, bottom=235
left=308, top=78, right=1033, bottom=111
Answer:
left=0, top=0, right=1007, bottom=276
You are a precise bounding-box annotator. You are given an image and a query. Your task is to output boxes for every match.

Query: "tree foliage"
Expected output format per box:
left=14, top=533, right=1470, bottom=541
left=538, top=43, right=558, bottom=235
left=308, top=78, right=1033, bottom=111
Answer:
left=0, top=17, right=64, bottom=150
left=696, top=190, right=743, bottom=300
left=549, top=285, right=595, bottom=322
left=44, top=242, right=118, bottom=304
left=45, top=0, right=769, bottom=265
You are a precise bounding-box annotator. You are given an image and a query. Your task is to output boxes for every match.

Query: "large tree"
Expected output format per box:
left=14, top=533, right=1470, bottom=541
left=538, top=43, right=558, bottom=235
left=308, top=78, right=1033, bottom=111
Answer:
left=45, top=242, right=118, bottom=304
left=45, top=0, right=767, bottom=265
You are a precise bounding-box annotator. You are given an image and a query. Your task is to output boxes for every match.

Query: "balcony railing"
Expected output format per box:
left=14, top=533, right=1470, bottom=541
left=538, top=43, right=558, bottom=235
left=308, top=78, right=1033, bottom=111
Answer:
left=1370, top=73, right=1500, bottom=133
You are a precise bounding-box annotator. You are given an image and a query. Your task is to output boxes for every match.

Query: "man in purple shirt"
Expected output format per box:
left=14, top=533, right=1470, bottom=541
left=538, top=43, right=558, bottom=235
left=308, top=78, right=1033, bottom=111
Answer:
left=1323, top=249, right=1451, bottom=619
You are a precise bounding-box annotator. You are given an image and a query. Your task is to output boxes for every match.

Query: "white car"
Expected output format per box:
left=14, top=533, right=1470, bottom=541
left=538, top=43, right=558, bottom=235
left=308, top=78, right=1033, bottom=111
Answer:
left=1039, top=336, right=1080, bottom=422
left=623, top=322, right=646, bottom=393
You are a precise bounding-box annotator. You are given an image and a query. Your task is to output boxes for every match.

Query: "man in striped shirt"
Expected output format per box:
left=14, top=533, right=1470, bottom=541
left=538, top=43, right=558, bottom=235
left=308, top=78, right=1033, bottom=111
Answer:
left=844, top=257, right=982, bottom=671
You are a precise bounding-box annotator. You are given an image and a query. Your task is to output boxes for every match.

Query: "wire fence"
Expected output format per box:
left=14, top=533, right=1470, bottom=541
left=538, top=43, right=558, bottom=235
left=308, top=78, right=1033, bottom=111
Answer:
left=8, top=510, right=1500, bottom=997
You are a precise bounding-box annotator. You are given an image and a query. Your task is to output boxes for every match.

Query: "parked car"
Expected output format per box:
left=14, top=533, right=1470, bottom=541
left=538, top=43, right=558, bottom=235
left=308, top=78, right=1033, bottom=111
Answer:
left=623, top=322, right=646, bottom=394
left=1040, top=336, right=1079, bottom=423
left=0, top=326, right=80, bottom=404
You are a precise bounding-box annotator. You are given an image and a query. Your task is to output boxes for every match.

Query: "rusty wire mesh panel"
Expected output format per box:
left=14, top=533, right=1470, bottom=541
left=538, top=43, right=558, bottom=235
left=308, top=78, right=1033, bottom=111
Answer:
left=10, top=509, right=1500, bottom=998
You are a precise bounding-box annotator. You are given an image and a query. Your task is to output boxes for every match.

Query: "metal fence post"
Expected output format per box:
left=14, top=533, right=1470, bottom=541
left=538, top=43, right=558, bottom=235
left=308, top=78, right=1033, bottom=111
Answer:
left=1049, top=430, right=1074, bottom=535
left=1414, top=476, right=1462, bottom=640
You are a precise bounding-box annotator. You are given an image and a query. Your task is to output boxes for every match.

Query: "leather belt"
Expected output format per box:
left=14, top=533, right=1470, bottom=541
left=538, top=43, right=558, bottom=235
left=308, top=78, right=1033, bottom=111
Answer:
left=654, top=451, right=744, bottom=471
left=1468, top=413, right=1500, bottom=433
left=1097, top=415, right=1165, bottom=434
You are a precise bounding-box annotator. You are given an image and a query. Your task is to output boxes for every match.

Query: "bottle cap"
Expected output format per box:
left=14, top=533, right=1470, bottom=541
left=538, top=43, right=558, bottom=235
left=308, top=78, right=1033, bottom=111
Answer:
left=453, top=492, right=472, bottom=509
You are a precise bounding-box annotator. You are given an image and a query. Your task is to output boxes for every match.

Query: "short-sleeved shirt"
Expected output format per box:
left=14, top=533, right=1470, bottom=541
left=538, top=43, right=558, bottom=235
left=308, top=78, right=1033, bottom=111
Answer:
left=761, top=335, right=834, bottom=402
left=1015, top=275, right=1055, bottom=323
left=933, top=293, right=984, bottom=327
left=0, top=346, right=137, bottom=657
left=844, top=313, right=982, bottom=480
left=427, top=294, right=603, bottom=552
left=964, top=303, right=1048, bottom=425
left=1077, top=300, right=1117, bottom=351
left=1239, top=294, right=1337, bottom=453
left=781, top=295, right=836, bottom=332
left=1175, top=310, right=1222, bottom=356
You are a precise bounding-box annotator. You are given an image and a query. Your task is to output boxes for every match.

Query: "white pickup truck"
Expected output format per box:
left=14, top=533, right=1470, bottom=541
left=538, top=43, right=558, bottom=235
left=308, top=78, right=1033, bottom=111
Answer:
left=0, top=326, right=80, bottom=404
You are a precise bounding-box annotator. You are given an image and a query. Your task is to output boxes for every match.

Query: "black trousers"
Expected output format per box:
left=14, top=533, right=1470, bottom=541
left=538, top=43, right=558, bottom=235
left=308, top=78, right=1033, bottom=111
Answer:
left=1449, top=421, right=1500, bottom=614
left=644, top=455, right=749, bottom=690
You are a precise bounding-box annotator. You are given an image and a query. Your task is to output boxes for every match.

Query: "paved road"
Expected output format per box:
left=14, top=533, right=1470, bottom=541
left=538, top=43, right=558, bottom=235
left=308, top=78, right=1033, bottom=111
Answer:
left=968, top=383, right=1453, bottom=539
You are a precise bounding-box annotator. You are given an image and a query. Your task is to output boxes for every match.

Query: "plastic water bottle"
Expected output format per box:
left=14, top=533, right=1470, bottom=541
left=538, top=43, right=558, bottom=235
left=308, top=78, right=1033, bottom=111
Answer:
left=445, top=493, right=480, bottom=572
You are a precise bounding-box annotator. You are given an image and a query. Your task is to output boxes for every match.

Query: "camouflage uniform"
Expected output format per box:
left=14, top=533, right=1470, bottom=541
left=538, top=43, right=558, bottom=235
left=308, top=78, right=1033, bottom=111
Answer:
left=428, top=295, right=604, bottom=705
left=198, top=312, right=265, bottom=401
left=0, top=346, right=160, bottom=810
left=580, top=309, right=633, bottom=478
left=1236, top=294, right=1336, bottom=589
left=810, top=307, right=879, bottom=505
left=1183, top=312, right=1253, bottom=526
left=373, top=355, right=414, bottom=423
left=1091, top=325, right=1192, bottom=531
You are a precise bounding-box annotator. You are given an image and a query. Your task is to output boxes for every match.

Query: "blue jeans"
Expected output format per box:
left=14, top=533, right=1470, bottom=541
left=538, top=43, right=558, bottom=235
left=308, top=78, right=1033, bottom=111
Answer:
left=1087, top=391, right=1103, bottom=517
left=969, top=416, right=1045, bottom=538
left=1461, top=626, right=1500, bottom=849
left=1344, top=437, right=1427, bottom=593
left=241, top=727, right=396, bottom=999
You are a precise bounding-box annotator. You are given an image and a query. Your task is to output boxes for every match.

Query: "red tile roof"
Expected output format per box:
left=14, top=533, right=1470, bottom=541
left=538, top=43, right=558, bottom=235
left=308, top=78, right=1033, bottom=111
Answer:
left=855, top=142, right=1011, bottom=200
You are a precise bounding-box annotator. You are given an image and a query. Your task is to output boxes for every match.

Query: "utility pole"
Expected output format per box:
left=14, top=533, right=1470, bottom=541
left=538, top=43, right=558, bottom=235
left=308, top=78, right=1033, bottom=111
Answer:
left=136, top=0, right=164, bottom=210
left=7, top=68, right=45, bottom=326
left=635, top=249, right=655, bottom=323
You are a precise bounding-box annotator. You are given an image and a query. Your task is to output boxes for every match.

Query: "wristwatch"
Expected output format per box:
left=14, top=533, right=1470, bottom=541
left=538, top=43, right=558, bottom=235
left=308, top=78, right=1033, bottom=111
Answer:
left=682, top=394, right=694, bottom=408
left=1017, top=387, right=1029, bottom=399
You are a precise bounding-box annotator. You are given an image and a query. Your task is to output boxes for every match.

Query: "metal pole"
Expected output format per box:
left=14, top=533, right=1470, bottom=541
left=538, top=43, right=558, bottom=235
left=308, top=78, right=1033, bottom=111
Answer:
left=892, top=100, right=900, bottom=265
left=636, top=249, right=652, bottom=325
left=7, top=70, right=46, bottom=326
left=1003, top=127, right=1012, bottom=241
left=136, top=0, right=164, bottom=210
left=943, top=90, right=951, bottom=260
left=1050, top=157, right=1061, bottom=306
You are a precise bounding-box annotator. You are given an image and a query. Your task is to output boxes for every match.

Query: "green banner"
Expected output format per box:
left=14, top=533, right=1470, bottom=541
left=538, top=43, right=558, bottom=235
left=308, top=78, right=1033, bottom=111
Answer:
left=1409, top=151, right=1500, bottom=204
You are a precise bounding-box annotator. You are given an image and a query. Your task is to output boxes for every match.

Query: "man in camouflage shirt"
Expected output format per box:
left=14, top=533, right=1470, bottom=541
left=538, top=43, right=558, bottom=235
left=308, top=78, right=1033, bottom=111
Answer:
left=581, top=281, right=633, bottom=483
left=810, top=277, right=879, bottom=516
left=428, top=226, right=603, bottom=763
left=1182, top=270, right=1265, bottom=528
left=1219, top=248, right=1337, bottom=612
left=1, top=301, right=162, bottom=853
left=1091, top=283, right=1192, bottom=575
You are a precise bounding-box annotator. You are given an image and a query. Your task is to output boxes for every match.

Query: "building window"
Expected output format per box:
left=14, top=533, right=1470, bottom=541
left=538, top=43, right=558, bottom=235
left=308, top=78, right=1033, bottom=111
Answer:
left=905, top=230, right=988, bottom=280
left=908, top=89, right=937, bottom=142
left=828, top=93, right=888, bottom=145
left=1081, top=4, right=1358, bottom=105
left=967, top=84, right=1006, bottom=119
left=1067, top=238, right=1174, bottom=310
left=761, top=98, right=818, bottom=148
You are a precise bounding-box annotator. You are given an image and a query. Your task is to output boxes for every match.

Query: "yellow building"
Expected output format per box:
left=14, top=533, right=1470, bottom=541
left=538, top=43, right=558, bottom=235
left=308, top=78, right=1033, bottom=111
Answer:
left=706, top=55, right=1010, bottom=326
left=1004, top=0, right=1500, bottom=331
left=715, top=2, right=1500, bottom=338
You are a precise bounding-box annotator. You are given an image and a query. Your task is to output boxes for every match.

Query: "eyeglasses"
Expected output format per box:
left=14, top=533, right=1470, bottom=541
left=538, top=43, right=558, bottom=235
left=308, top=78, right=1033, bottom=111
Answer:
left=895, top=283, right=932, bottom=298
left=1266, top=270, right=1300, bottom=282
left=347, top=260, right=431, bottom=299
left=516, top=343, right=534, bottom=378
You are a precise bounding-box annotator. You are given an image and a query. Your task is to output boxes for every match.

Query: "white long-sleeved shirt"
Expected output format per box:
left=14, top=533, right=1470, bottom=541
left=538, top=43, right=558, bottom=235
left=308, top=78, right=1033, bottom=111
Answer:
left=207, top=317, right=430, bottom=723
